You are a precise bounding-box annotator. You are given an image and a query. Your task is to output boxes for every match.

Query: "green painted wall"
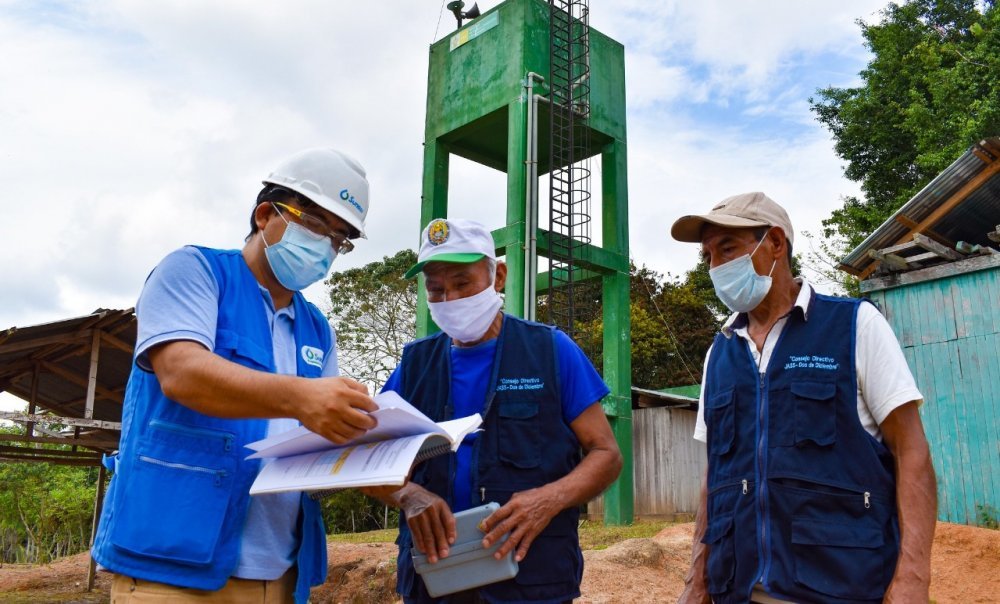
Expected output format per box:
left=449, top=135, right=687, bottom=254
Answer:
left=425, top=0, right=625, bottom=172
left=867, top=263, right=1000, bottom=525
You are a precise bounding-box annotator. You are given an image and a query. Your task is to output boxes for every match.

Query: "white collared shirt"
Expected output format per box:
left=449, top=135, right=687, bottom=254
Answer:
left=694, top=278, right=922, bottom=443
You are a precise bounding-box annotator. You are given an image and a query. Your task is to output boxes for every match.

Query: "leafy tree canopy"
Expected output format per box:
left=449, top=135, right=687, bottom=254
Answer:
left=0, top=427, right=100, bottom=564
left=811, top=0, right=999, bottom=249
left=575, top=263, right=722, bottom=390
left=326, top=249, right=417, bottom=392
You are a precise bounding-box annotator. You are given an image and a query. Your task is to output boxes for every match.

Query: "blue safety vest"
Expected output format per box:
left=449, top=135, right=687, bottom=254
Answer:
left=92, top=247, right=328, bottom=604
left=394, top=315, right=583, bottom=603
left=702, top=293, right=899, bottom=603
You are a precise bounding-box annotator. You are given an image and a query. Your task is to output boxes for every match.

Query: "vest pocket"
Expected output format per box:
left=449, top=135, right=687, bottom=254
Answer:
left=791, top=518, right=885, bottom=599
left=215, top=328, right=272, bottom=371
left=497, top=400, right=541, bottom=469
left=703, top=514, right=736, bottom=594
left=110, top=441, right=236, bottom=565
left=790, top=381, right=837, bottom=447
left=512, top=534, right=581, bottom=588
left=706, top=389, right=735, bottom=457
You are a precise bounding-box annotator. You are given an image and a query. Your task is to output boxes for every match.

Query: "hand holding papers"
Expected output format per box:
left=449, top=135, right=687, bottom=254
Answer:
left=247, top=391, right=481, bottom=495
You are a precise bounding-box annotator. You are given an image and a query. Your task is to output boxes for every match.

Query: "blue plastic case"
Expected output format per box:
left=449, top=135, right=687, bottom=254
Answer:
left=411, top=501, right=519, bottom=597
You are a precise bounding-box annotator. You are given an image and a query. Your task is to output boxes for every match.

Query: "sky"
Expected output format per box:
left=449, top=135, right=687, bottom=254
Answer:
left=0, top=0, right=891, bottom=409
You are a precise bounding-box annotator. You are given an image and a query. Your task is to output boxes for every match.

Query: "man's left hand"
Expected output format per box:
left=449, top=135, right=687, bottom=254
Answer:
left=480, top=485, right=563, bottom=562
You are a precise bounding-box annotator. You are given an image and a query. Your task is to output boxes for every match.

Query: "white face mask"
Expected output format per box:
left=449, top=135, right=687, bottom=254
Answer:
left=428, top=282, right=503, bottom=344
left=709, top=237, right=776, bottom=313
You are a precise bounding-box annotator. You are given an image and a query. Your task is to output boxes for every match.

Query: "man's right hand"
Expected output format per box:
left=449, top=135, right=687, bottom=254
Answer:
left=295, top=376, right=378, bottom=444
left=148, top=342, right=378, bottom=440
left=396, top=484, right=456, bottom=564
left=678, top=470, right=712, bottom=603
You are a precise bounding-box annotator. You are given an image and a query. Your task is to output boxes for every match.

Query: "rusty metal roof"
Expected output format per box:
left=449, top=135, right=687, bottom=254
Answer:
left=0, top=309, right=134, bottom=460
left=631, top=385, right=699, bottom=410
left=841, top=137, right=1000, bottom=277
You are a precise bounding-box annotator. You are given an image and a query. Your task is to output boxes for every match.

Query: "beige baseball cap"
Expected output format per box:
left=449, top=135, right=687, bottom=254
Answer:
left=671, top=191, right=794, bottom=246
left=404, top=218, right=497, bottom=279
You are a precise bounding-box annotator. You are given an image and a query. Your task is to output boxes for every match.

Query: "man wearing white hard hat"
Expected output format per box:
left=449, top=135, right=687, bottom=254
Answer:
left=371, top=218, right=623, bottom=603
left=672, top=192, right=935, bottom=604
left=92, top=148, right=379, bottom=604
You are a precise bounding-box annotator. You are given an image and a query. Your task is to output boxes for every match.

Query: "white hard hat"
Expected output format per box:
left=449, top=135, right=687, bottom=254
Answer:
left=263, top=148, right=370, bottom=239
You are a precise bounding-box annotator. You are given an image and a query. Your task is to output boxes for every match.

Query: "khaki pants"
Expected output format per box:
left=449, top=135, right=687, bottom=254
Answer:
left=110, top=570, right=297, bottom=604
left=751, top=584, right=796, bottom=604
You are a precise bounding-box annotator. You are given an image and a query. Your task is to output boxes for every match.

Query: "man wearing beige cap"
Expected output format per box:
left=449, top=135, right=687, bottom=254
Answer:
left=672, top=193, right=936, bottom=604
left=370, top=218, right=622, bottom=604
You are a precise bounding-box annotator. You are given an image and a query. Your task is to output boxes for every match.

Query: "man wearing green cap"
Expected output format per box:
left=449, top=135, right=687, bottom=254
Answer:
left=374, top=218, right=623, bottom=604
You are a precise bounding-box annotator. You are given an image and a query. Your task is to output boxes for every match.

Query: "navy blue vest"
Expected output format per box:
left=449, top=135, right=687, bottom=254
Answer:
left=702, top=294, right=899, bottom=603
left=92, top=248, right=329, bottom=604
left=394, top=315, right=583, bottom=603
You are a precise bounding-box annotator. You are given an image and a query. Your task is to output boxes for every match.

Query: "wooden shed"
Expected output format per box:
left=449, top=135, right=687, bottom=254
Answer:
left=840, top=137, right=1000, bottom=526
left=588, top=386, right=705, bottom=520
left=0, top=308, right=133, bottom=587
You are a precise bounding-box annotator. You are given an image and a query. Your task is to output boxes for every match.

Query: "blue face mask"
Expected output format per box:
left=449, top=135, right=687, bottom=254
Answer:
left=262, top=221, right=336, bottom=291
left=709, top=237, right=776, bottom=313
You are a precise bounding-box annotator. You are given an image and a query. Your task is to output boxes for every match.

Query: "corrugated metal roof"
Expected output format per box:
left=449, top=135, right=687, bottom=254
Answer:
left=631, top=385, right=698, bottom=409
left=841, top=137, right=1000, bottom=276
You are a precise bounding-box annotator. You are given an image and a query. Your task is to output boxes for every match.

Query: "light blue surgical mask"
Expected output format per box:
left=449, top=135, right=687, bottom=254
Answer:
left=262, top=220, right=336, bottom=291
left=709, top=237, right=776, bottom=313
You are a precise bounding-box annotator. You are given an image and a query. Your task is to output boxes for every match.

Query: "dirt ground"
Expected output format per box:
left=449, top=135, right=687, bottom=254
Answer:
left=0, top=522, right=996, bottom=603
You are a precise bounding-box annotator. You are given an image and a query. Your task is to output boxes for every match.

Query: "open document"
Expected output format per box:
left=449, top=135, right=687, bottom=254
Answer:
left=247, top=391, right=482, bottom=495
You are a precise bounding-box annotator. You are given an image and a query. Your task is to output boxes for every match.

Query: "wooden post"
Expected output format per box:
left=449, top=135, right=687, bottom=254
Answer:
left=87, top=463, right=107, bottom=591
left=85, top=330, right=101, bottom=419
left=26, top=363, right=39, bottom=444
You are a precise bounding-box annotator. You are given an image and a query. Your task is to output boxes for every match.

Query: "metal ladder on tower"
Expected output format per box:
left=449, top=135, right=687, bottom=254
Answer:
left=547, top=0, right=593, bottom=336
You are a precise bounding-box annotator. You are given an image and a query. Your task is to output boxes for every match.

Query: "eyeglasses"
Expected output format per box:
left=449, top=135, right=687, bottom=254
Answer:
left=272, top=202, right=355, bottom=254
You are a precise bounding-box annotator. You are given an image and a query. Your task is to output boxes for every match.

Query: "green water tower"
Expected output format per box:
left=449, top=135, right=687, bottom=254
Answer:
left=418, top=0, right=632, bottom=524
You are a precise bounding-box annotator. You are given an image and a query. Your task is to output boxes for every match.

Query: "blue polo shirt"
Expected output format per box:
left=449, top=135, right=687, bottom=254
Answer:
left=382, top=328, right=608, bottom=511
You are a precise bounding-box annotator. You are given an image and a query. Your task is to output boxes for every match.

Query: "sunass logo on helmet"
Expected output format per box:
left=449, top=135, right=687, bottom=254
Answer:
left=340, top=189, right=363, bottom=213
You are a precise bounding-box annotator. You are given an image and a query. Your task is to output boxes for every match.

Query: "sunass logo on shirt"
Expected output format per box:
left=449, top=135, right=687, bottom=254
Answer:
left=301, top=345, right=324, bottom=368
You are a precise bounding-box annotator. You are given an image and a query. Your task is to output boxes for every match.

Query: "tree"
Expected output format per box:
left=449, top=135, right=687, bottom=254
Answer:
left=683, top=258, right=729, bottom=319
left=318, top=489, right=398, bottom=534
left=575, top=264, right=722, bottom=390
left=810, top=0, right=1000, bottom=249
left=0, top=427, right=99, bottom=564
left=326, top=249, right=417, bottom=392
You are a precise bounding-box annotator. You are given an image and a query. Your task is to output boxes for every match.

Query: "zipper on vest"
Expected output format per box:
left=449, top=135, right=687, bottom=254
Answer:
left=742, top=479, right=748, bottom=495
left=138, top=455, right=228, bottom=486
left=480, top=487, right=486, bottom=502
left=756, top=370, right=772, bottom=588
left=864, top=491, right=871, bottom=509
left=149, top=419, right=234, bottom=452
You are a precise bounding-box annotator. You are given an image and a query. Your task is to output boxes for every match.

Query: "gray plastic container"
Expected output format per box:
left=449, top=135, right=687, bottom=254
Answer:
left=411, top=502, right=519, bottom=597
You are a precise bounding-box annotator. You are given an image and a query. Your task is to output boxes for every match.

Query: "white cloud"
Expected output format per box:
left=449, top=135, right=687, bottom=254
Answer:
left=593, top=0, right=883, bottom=104
left=0, top=0, right=880, bottom=337
left=622, top=107, right=863, bottom=285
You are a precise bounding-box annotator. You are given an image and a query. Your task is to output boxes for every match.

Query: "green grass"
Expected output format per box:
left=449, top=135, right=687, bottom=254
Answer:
left=328, top=528, right=397, bottom=543
left=578, top=518, right=671, bottom=550
left=327, top=519, right=673, bottom=550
